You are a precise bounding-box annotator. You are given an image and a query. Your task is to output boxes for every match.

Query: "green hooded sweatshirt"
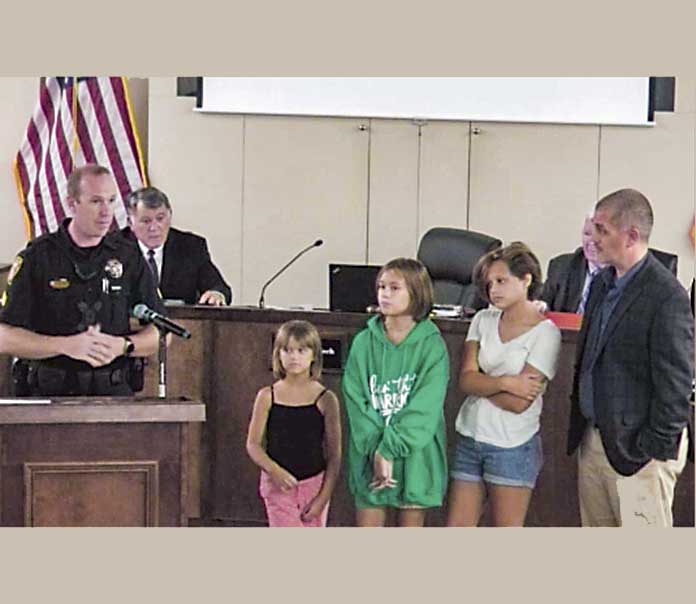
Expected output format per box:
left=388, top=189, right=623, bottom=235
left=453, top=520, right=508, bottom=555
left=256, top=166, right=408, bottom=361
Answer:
left=342, top=315, right=449, bottom=509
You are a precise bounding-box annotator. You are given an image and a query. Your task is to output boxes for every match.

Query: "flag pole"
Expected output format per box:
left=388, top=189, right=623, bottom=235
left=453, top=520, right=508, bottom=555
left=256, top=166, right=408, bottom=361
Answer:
left=71, top=76, right=80, bottom=157
left=13, top=156, right=33, bottom=241
left=13, top=77, right=43, bottom=240
left=122, top=77, right=149, bottom=186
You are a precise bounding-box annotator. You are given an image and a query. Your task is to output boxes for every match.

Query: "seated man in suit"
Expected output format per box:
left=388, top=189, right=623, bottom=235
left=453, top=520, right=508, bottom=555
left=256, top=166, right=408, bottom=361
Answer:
left=541, top=215, right=605, bottom=313
left=124, top=187, right=232, bottom=306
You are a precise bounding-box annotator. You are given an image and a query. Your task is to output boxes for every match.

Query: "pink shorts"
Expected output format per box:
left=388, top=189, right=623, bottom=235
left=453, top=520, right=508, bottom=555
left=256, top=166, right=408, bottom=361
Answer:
left=259, top=470, right=329, bottom=527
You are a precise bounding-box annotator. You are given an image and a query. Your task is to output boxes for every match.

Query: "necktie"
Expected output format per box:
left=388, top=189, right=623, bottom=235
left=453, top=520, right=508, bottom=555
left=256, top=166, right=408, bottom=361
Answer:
left=576, top=269, right=596, bottom=314
left=147, top=249, right=159, bottom=286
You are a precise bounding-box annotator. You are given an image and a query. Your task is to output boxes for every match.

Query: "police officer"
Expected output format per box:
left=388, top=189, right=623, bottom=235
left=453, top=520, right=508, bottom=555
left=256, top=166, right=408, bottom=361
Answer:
left=0, top=164, right=162, bottom=396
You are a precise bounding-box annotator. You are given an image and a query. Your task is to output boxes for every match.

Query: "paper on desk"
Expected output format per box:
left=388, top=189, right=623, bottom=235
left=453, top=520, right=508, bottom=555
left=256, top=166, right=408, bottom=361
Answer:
left=0, top=398, right=52, bottom=404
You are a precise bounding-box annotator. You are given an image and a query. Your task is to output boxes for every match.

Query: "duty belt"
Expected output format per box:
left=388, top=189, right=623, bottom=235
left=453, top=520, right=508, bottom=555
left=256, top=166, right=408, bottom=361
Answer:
left=28, top=361, right=129, bottom=396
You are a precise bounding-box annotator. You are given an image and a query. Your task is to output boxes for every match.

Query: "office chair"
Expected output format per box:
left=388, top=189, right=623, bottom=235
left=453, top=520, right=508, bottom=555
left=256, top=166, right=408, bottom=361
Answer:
left=417, top=227, right=502, bottom=309
left=649, top=248, right=678, bottom=276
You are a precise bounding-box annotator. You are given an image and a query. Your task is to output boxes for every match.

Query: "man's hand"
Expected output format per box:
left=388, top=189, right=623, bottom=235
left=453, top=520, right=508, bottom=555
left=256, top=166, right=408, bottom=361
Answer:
left=61, top=325, right=125, bottom=368
left=197, top=290, right=226, bottom=306
left=532, top=300, right=547, bottom=315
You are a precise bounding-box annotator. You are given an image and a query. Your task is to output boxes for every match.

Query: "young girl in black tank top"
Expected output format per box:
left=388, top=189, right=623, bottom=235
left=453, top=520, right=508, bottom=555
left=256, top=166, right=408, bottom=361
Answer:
left=246, top=320, right=342, bottom=527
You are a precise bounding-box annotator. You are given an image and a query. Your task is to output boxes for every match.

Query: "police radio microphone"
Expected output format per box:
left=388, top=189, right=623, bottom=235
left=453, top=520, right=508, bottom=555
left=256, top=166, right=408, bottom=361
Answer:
left=258, top=239, right=323, bottom=309
left=132, top=304, right=192, bottom=339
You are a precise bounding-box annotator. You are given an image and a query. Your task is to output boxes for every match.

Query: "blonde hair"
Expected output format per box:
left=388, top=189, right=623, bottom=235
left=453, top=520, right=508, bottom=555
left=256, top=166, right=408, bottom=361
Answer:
left=473, top=242, right=543, bottom=302
left=376, top=257, right=434, bottom=321
left=67, top=164, right=112, bottom=200
left=272, top=320, right=323, bottom=379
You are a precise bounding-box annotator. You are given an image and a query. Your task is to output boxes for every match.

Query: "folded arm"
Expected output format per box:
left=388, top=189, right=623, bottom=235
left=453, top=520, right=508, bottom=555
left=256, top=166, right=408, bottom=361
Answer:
left=459, top=340, right=545, bottom=414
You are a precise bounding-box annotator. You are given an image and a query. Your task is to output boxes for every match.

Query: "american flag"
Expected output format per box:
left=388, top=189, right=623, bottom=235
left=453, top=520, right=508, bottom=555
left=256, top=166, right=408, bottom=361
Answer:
left=14, top=77, right=147, bottom=239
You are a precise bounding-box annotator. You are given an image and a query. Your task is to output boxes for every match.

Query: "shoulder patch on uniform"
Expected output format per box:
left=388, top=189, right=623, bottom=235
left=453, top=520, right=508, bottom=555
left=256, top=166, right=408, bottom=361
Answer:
left=104, top=258, right=124, bottom=279
left=7, top=256, right=23, bottom=285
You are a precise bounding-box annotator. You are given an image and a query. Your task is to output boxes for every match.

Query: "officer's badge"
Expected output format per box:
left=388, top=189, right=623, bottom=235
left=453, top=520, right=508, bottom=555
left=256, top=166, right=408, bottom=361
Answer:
left=7, top=256, right=23, bottom=285
left=104, top=258, right=123, bottom=279
left=49, top=278, right=71, bottom=289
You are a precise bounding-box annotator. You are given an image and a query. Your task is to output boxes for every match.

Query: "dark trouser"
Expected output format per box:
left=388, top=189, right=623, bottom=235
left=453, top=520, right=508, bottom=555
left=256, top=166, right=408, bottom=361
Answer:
left=27, top=363, right=134, bottom=397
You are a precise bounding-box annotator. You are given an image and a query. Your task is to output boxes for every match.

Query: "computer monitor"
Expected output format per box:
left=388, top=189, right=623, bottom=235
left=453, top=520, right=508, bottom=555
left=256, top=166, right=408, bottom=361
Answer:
left=329, top=264, right=381, bottom=313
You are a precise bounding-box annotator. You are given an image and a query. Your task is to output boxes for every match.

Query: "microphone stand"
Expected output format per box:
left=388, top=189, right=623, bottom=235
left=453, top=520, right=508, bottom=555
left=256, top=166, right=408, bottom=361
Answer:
left=158, top=327, right=167, bottom=399
left=131, top=304, right=190, bottom=399
left=258, top=240, right=322, bottom=308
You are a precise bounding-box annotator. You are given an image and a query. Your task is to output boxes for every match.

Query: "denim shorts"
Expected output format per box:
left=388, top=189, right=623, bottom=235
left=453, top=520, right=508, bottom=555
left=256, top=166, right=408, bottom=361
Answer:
left=450, top=432, right=543, bottom=489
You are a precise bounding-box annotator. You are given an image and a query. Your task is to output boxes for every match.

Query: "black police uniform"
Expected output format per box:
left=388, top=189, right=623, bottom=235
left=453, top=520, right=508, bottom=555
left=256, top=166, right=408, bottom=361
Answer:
left=0, top=219, right=163, bottom=396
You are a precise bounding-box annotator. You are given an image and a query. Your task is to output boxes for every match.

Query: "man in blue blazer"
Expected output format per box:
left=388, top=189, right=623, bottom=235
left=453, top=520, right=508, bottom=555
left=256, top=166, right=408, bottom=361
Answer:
left=542, top=216, right=678, bottom=314
left=567, top=188, right=693, bottom=527
left=124, top=187, right=232, bottom=306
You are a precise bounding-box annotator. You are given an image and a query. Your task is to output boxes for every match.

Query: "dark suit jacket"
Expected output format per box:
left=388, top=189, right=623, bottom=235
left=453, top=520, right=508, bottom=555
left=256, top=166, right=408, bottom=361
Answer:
left=541, top=248, right=587, bottom=312
left=123, top=226, right=232, bottom=305
left=566, top=253, right=694, bottom=476
left=542, top=247, right=679, bottom=313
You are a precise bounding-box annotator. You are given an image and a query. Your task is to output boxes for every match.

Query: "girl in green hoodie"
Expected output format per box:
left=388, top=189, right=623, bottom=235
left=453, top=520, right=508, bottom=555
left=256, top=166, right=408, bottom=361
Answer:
left=342, top=258, right=449, bottom=527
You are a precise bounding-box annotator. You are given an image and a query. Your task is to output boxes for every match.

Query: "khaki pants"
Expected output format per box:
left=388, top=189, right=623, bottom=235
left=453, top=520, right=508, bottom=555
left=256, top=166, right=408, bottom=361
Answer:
left=577, top=425, right=687, bottom=527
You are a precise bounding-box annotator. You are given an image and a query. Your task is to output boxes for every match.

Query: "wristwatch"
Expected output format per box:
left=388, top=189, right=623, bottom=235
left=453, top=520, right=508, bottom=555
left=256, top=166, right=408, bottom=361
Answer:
left=123, top=336, right=135, bottom=357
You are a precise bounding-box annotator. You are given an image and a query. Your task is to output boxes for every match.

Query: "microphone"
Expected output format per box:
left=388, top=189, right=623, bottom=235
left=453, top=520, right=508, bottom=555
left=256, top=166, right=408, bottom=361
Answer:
left=132, top=304, right=192, bottom=339
left=258, top=239, right=323, bottom=308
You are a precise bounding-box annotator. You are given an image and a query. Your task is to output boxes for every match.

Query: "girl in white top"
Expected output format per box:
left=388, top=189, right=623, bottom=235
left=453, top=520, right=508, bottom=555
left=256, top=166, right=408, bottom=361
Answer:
left=447, top=242, right=561, bottom=527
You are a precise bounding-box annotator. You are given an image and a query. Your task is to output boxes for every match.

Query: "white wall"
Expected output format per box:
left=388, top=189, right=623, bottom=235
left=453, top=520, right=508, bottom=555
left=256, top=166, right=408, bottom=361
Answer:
left=0, top=77, right=150, bottom=263
left=148, top=77, right=695, bottom=305
left=0, top=78, right=40, bottom=260
left=2, top=77, right=693, bottom=303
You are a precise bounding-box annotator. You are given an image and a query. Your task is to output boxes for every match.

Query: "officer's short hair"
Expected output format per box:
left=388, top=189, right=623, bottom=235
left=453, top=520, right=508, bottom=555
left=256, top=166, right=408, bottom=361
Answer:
left=67, top=164, right=112, bottom=200
left=125, top=187, right=172, bottom=213
left=595, top=188, right=653, bottom=242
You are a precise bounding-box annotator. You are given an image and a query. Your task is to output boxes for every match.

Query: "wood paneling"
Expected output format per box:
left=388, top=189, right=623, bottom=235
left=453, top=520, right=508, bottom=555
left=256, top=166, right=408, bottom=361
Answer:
left=0, top=399, right=204, bottom=527
left=468, top=122, right=600, bottom=279
left=418, top=120, right=470, bottom=236
left=242, top=116, right=369, bottom=307
left=367, top=119, right=419, bottom=264
left=25, top=461, right=159, bottom=527
left=146, top=306, right=694, bottom=527
left=148, top=78, right=244, bottom=303
left=145, top=78, right=695, bottom=307
left=599, top=113, right=695, bottom=287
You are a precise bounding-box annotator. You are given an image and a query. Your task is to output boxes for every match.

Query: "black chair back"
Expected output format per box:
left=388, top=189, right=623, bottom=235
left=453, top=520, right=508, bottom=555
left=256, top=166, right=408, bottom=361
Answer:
left=649, top=248, right=678, bottom=276
left=417, top=227, right=502, bottom=308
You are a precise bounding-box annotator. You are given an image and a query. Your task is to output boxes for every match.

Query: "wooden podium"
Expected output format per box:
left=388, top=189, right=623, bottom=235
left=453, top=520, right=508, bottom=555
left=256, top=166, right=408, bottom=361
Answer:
left=1, top=305, right=689, bottom=527
left=0, top=397, right=204, bottom=526
left=143, top=306, right=694, bottom=527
